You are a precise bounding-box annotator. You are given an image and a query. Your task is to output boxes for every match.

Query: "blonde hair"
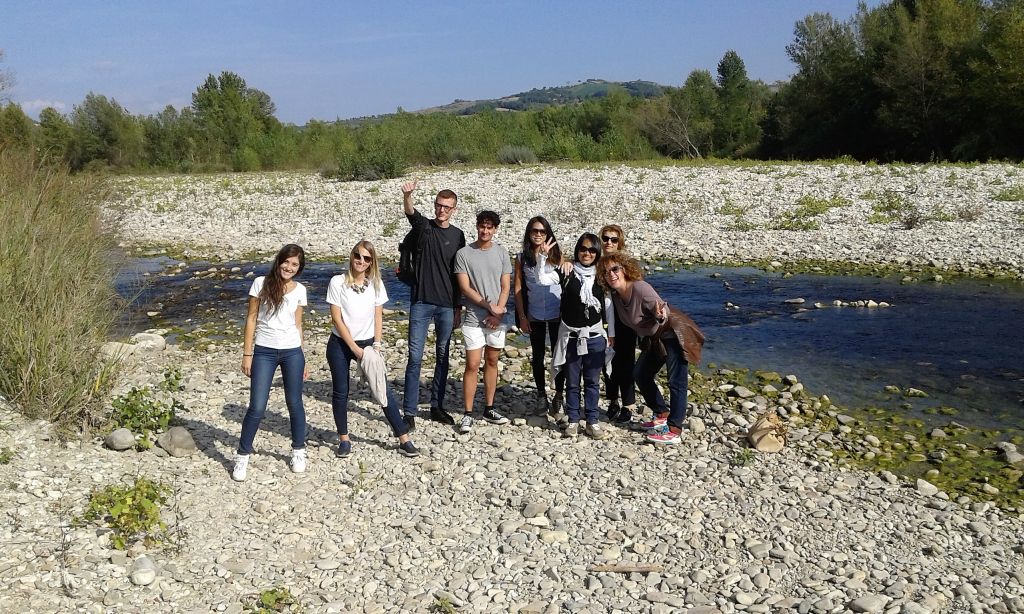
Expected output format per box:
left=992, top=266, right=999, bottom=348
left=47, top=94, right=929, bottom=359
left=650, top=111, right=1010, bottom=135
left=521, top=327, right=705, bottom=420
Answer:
left=346, top=240, right=383, bottom=292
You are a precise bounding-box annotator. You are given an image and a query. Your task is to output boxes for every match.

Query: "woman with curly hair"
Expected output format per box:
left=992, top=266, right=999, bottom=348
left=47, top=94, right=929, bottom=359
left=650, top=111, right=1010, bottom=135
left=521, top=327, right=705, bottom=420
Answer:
left=234, top=243, right=309, bottom=480
left=598, top=224, right=638, bottom=423
left=598, top=252, right=704, bottom=445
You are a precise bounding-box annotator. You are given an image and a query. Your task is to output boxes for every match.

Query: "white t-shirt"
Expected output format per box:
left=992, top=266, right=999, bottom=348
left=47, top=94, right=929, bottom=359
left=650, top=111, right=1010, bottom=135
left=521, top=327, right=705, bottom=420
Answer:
left=248, top=276, right=307, bottom=349
left=326, top=275, right=388, bottom=342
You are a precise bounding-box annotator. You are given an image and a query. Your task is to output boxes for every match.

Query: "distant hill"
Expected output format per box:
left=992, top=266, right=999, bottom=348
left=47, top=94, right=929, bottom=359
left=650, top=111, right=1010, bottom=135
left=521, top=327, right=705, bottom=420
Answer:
left=335, top=78, right=667, bottom=126
left=418, top=79, right=666, bottom=115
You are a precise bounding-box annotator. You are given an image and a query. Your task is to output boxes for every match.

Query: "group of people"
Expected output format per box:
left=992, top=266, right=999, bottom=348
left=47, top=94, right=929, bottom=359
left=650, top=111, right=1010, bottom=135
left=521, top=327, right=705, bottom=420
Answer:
left=231, top=183, right=703, bottom=481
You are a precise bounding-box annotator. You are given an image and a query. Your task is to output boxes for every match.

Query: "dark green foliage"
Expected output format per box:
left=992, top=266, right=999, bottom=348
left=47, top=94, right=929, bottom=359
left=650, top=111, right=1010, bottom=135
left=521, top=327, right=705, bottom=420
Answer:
left=0, top=103, right=33, bottom=150
left=496, top=144, right=538, bottom=164
left=110, top=386, right=181, bottom=449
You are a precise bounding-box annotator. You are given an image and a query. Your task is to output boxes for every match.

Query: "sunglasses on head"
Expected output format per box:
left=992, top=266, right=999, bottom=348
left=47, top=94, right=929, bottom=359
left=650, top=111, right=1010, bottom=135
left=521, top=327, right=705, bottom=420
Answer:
left=578, top=246, right=599, bottom=255
left=602, top=235, right=620, bottom=244
left=352, top=253, right=372, bottom=263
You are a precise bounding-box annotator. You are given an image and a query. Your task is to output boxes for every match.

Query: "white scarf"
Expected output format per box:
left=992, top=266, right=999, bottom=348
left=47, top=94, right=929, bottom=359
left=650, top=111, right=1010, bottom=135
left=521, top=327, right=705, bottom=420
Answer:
left=572, top=262, right=601, bottom=317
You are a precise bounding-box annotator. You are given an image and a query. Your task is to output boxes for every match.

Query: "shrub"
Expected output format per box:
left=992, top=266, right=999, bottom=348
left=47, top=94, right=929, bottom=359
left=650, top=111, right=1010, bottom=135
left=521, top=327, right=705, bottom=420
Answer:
left=496, top=144, right=538, bottom=164
left=0, top=149, right=119, bottom=432
left=79, top=477, right=171, bottom=550
left=992, top=186, right=1024, bottom=201
left=769, top=194, right=848, bottom=231
left=954, top=202, right=985, bottom=222
left=325, top=143, right=406, bottom=181
left=232, top=147, right=262, bottom=172
left=110, top=386, right=180, bottom=449
left=246, top=587, right=301, bottom=613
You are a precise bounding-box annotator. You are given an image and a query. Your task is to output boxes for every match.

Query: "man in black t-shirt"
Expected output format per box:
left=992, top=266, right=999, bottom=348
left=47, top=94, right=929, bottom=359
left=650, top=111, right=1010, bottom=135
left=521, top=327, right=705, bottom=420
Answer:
left=400, top=181, right=466, bottom=429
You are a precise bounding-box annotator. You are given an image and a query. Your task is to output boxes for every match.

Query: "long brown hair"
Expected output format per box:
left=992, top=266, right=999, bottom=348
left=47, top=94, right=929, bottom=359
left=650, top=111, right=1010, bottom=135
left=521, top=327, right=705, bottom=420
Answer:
left=260, top=244, right=306, bottom=314
left=520, top=215, right=561, bottom=267
left=599, top=224, right=626, bottom=252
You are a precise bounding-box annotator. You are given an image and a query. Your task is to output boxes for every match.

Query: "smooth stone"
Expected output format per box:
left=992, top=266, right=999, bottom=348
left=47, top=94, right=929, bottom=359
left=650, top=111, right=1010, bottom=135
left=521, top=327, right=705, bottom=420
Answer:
left=130, top=332, right=167, bottom=351
left=130, top=556, right=157, bottom=586
left=915, top=479, right=939, bottom=497
left=104, top=428, right=135, bottom=451
left=156, top=426, right=197, bottom=457
left=849, top=594, right=889, bottom=613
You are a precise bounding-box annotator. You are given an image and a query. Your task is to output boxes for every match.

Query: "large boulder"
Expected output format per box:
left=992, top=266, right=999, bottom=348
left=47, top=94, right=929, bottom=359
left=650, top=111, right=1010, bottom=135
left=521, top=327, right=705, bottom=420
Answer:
left=156, top=426, right=197, bottom=457
left=130, top=332, right=166, bottom=352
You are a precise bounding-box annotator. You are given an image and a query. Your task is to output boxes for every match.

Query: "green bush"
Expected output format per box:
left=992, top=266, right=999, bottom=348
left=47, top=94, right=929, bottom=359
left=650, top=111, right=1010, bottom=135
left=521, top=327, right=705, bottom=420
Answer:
left=992, top=186, right=1024, bottom=201
left=79, top=477, right=171, bottom=550
left=496, top=144, right=538, bottom=164
left=0, top=149, right=119, bottom=432
left=110, top=386, right=180, bottom=448
left=232, top=147, right=262, bottom=172
left=325, top=142, right=406, bottom=181
left=246, top=587, right=301, bottom=613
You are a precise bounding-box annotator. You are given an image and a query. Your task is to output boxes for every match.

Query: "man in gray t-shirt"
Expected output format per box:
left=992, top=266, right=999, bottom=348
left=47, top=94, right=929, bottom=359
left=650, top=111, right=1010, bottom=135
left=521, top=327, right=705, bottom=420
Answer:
left=453, top=210, right=513, bottom=433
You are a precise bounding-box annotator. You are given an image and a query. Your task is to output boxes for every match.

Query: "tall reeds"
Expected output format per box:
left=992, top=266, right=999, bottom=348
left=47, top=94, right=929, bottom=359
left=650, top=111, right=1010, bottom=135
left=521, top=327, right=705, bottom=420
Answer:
left=0, top=148, right=119, bottom=432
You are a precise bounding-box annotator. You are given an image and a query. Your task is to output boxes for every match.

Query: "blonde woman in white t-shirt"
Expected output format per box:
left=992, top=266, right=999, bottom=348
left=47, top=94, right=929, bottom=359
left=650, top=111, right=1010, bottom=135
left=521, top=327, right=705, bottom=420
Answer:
left=232, top=244, right=309, bottom=481
left=326, top=240, right=419, bottom=458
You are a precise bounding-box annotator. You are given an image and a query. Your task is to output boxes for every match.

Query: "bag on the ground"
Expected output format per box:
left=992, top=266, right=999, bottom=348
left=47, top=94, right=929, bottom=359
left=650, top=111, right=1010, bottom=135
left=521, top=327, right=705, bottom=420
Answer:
left=747, top=410, right=787, bottom=453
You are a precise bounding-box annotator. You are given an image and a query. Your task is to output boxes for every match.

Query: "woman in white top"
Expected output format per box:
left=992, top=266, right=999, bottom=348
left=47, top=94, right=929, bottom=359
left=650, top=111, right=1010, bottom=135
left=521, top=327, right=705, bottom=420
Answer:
left=327, top=241, right=419, bottom=458
left=233, top=244, right=309, bottom=482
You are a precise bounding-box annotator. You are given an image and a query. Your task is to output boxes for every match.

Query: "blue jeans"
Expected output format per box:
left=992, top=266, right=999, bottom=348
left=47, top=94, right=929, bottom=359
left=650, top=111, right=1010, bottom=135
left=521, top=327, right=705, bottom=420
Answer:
left=564, top=335, right=606, bottom=424
left=238, top=345, right=306, bottom=454
left=326, top=334, right=407, bottom=437
left=634, top=336, right=689, bottom=429
left=403, top=301, right=455, bottom=416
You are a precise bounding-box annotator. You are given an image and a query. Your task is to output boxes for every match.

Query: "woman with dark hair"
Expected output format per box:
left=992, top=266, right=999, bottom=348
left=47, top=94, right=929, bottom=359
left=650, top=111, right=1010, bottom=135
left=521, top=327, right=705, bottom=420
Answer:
left=598, top=252, right=704, bottom=445
left=326, top=241, right=419, bottom=458
left=513, top=216, right=566, bottom=414
left=598, top=224, right=637, bottom=423
left=234, top=244, right=309, bottom=481
left=544, top=233, right=614, bottom=440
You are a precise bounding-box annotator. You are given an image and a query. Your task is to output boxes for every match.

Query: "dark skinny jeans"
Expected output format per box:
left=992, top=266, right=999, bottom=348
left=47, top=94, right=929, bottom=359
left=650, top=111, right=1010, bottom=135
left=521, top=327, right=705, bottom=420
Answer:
left=564, top=335, right=606, bottom=425
left=326, top=334, right=407, bottom=438
left=238, top=345, right=306, bottom=454
left=634, top=335, right=689, bottom=430
left=604, top=322, right=637, bottom=406
left=529, top=318, right=565, bottom=397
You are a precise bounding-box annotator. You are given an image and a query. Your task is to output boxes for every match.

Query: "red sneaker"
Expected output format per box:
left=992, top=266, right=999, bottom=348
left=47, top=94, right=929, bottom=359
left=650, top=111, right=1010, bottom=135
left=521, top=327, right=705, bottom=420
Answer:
left=645, top=430, right=681, bottom=445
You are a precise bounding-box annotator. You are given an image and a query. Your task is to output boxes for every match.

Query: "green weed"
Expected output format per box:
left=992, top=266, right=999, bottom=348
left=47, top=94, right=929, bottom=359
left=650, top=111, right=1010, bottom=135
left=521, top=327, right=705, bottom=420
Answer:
left=246, top=586, right=301, bottom=613
left=992, top=186, right=1024, bottom=201
left=110, top=387, right=181, bottom=449
left=0, top=447, right=14, bottom=465
left=79, top=477, right=171, bottom=550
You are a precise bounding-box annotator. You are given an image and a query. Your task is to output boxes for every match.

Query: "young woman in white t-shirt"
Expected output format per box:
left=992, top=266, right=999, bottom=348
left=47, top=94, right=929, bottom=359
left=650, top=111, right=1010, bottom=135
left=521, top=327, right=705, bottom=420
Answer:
left=326, top=240, right=419, bottom=457
left=233, top=244, right=309, bottom=481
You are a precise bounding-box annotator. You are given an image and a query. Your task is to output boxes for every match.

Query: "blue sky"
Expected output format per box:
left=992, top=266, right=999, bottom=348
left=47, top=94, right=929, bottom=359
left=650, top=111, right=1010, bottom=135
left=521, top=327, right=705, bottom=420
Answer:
left=1, top=1, right=875, bottom=125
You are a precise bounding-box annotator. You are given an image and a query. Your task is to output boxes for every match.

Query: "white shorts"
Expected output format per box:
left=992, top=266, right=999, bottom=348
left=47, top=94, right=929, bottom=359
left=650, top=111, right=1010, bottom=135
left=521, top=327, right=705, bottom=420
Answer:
left=462, top=324, right=507, bottom=351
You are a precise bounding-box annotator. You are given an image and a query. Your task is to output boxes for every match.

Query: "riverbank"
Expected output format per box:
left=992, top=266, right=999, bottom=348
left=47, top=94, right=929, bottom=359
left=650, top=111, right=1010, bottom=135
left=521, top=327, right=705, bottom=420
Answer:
left=2, top=314, right=1022, bottom=613
left=105, top=163, right=1024, bottom=279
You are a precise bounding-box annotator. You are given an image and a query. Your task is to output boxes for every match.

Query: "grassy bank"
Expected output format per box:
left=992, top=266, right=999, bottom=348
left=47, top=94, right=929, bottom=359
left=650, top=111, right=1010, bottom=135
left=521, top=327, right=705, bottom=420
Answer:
left=0, top=148, right=119, bottom=432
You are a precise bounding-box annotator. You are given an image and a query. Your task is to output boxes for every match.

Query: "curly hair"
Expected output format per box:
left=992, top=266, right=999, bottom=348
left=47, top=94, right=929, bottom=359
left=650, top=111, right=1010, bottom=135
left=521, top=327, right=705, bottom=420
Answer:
left=599, top=224, right=626, bottom=252
left=596, top=251, right=644, bottom=289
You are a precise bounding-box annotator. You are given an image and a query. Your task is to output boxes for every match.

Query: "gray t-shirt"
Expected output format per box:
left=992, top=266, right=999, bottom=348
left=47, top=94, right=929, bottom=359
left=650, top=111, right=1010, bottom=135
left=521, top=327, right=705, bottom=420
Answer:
left=454, top=242, right=513, bottom=328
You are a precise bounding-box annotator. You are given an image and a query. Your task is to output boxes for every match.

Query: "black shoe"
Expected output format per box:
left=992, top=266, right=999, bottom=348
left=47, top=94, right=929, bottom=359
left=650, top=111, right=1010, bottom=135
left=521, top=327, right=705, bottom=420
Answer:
left=549, top=393, right=563, bottom=417
left=614, top=407, right=633, bottom=424
left=398, top=441, right=420, bottom=457
left=404, top=415, right=416, bottom=432
left=430, top=407, right=455, bottom=425
left=607, top=400, right=621, bottom=421
left=483, top=407, right=509, bottom=425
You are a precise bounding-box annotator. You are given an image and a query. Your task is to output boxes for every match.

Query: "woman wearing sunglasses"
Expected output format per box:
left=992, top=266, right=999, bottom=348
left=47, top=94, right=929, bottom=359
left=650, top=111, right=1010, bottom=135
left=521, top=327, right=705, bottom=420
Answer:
left=598, top=224, right=638, bottom=423
left=544, top=233, right=614, bottom=440
left=326, top=241, right=419, bottom=458
left=513, top=216, right=566, bottom=415
left=598, top=252, right=704, bottom=445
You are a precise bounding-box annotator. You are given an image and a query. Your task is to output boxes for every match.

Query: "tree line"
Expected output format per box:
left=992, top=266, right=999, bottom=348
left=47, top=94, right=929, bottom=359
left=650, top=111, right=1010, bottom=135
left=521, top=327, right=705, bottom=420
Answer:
left=1, top=0, right=1021, bottom=174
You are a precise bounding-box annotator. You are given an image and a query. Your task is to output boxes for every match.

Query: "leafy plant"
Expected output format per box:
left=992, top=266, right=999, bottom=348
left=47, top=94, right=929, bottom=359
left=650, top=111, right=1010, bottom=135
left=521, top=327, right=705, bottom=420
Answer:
left=79, top=477, right=171, bottom=550
left=0, top=447, right=14, bottom=465
left=429, top=597, right=457, bottom=614
left=769, top=194, right=848, bottom=231
left=246, top=587, right=301, bottom=613
left=158, top=366, right=184, bottom=392
left=647, top=206, right=668, bottom=222
left=110, top=386, right=179, bottom=449
left=496, top=144, right=538, bottom=164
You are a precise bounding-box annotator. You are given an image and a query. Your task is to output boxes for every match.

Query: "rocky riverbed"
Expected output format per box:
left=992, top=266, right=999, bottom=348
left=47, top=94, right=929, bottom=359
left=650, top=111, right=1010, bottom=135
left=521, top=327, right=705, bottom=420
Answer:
left=2, top=312, right=1022, bottom=613
left=106, top=163, right=1024, bottom=278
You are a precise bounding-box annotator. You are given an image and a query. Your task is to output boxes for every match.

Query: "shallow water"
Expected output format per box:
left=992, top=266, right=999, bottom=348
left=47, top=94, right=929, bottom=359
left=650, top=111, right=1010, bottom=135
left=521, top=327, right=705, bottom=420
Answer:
left=116, top=259, right=1024, bottom=432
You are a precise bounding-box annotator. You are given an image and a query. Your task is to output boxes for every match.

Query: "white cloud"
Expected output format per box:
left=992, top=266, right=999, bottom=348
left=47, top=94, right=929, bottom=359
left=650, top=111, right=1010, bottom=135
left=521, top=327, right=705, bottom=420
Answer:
left=18, top=99, right=68, bottom=113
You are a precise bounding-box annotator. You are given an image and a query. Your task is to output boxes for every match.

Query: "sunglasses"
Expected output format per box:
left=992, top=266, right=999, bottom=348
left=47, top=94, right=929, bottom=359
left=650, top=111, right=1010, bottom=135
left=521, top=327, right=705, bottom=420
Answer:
left=352, top=253, right=373, bottom=263
left=578, top=246, right=599, bottom=255
left=529, top=227, right=546, bottom=235
left=605, top=264, right=624, bottom=276
left=434, top=202, right=455, bottom=212
left=602, top=235, right=620, bottom=244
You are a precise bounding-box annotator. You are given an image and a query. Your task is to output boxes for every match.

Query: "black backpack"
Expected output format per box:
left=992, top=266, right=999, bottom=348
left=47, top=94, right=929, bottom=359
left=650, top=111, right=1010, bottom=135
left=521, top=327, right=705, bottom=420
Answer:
left=396, top=226, right=424, bottom=286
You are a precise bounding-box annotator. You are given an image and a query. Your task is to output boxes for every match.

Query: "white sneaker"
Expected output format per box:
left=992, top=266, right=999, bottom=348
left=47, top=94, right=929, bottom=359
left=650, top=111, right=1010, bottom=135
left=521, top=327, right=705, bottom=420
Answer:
left=459, top=414, right=474, bottom=434
left=232, top=454, right=250, bottom=481
left=290, top=449, right=307, bottom=473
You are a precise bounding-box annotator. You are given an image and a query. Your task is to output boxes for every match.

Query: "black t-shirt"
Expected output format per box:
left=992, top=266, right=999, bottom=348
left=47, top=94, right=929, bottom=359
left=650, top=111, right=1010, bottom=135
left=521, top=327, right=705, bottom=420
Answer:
left=407, top=210, right=466, bottom=307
